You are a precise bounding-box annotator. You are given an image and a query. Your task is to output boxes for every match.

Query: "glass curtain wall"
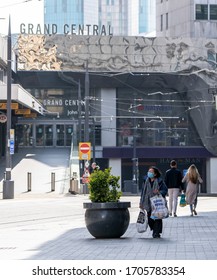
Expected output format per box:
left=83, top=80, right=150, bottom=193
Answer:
left=44, top=0, right=84, bottom=34
left=116, top=88, right=203, bottom=147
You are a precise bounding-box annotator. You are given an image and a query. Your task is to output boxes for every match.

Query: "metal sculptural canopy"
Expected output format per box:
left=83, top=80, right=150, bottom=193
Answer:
left=16, top=35, right=217, bottom=156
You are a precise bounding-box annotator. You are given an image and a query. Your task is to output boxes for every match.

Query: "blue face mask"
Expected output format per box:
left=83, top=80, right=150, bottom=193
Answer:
left=147, top=171, right=154, bottom=179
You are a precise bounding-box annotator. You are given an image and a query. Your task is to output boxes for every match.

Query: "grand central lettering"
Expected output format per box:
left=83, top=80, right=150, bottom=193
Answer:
left=43, top=99, right=85, bottom=107
left=20, top=23, right=113, bottom=36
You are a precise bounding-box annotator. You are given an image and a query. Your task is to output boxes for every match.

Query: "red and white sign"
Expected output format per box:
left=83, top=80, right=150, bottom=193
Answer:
left=79, top=142, right=91, bottom=160
left=0, top=114, right=7, bottom=123
left=80, top=143, right=90, bottom=153
left=82, top=170, right=90, bottom=184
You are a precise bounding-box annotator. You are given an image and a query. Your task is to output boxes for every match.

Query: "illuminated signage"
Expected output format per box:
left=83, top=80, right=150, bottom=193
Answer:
left=15, top=109, right=31, bottom=115
left=20, top=24, right=113, bottom=36
left=0, top=103, right=19, bottom=110
left=43, top=99, right=85, bottom=107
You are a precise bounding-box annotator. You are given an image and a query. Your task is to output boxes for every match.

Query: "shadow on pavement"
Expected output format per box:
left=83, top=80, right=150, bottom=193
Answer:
left=24, top=211, right=217, bottom=260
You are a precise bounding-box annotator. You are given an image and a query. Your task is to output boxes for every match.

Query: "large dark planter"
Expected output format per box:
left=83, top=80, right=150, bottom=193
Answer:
left=83, top=201, right=131, bottom=238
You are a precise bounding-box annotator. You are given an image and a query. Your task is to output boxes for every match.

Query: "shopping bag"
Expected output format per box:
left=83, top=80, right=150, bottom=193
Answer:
left=150, top=194, right=169, bottom=220
left=179, top=193, right=187, bottom=207
left=136, top=209, right=148, bottom=233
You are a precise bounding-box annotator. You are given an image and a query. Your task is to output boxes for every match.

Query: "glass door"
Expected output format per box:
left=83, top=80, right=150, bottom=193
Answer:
left=24, top=123, right=75, bottom=147
left=36, top=124, right=44, bottom=146
left=45, top=125, right=53, bottom=146
left=66, top=125, right=73, bottom=146
left=36, top=124, right=53, bottom=146
left=16, top=124, right=33, bottom=146
left=56, top=125, right=65, bottom=146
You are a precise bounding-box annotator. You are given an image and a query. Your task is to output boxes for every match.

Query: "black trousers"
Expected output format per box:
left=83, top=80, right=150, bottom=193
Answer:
left=147, top=211, right=162, bottom=235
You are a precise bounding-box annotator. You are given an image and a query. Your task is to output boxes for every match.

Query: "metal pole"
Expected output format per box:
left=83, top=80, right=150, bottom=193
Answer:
left=3, top=15, right=14, bottom=199
left=84, top=61, right=89, bottom=142
left=51, top=172, right=55, bottom=192
left=78, top=80, right=82, bottom=144
left=93, top=117, right=96, bottom=163
left=132, top=98, right=136, bottom=180
left=78, top=80, right=83, bottom=183
left=27, top=172, right=31, bottom=192
left=132, top=93, right=138, bottom=194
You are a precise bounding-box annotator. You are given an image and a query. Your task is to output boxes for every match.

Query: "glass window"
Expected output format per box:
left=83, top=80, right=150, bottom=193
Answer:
left=36, top=125, right=44, bottom=146
left=161, top=14, right=163, bottom=31
left=116, top=89, right=203, bottom=148
left=54, top=0, right=57, bottom=13
left=195, top=4, right=208, bottom=20
left=45, top=125, right=53, bottom=146
left=66, top=125, right=73, bottom=146
left=56, top=125, right=65, bottom=146
left=62, top=0, right=67, bottom=13
left=16, top=124, right=33, bottom=147
left=166, top=13, right=168, bottom=29
left=90, top=124, right=101, bottom=146
left=210, top=5, right=217, bottom=20
left=0, top=69, right=3, bottom=82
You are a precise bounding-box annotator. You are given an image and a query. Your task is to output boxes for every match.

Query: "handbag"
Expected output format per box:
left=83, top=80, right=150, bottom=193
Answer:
left=150, top=194, right=169, bottom=220
left=136, top=209, right=148, bottom=233
left=179, top=193, right=187, bottom=207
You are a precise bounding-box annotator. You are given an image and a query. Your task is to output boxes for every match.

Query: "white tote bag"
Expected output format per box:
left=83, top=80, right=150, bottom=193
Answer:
left=150, top=194, right=169, bottom=220
left=136, top=209, right=148, bottom=233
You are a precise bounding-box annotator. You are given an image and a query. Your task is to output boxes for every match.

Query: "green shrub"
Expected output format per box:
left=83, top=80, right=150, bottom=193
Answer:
left=88, top=167, right=122, bottom=202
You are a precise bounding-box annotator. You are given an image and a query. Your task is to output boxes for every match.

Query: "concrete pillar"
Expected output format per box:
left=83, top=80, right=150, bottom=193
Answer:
left=101, top=88, right=116, bottom=146
left=207, top=158, right=217, bottom=194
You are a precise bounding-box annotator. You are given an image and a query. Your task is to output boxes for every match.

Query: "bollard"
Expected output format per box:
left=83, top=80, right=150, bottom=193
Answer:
left=51, top=172, right=55, bottom=191
left=27, top=172, right=32, bottom=192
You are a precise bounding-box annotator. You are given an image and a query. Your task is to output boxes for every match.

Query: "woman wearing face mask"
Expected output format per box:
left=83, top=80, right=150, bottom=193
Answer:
left=139, top=166, right=168, bottom=238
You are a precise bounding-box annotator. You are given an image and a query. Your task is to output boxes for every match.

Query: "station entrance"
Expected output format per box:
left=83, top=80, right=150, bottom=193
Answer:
left=16, top=120, right=77, bottom=148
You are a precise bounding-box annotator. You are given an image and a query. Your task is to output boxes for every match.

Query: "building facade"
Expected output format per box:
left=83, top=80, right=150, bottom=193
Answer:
left=12, top=34, right=217, bottom=194
left=156, top=0, right=217, bottom=38
left=44, top=0, right=156, bottom=36
left=0, top=34, right=45, bottom=159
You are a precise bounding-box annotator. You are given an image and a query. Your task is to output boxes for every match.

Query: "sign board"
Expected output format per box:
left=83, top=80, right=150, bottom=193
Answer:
left=10, top=129, right=15, bottom=140
left=0, top=103, right=19, bottom=110
left=0, top=103, right=16, bottom=110
left=0, top=114, right=7, bottom=123
left=15, top=109, right=31, bottom=115
left=82, top=170, right=90, bottom=184
left=10, top=140, right=14, bottom=155
left=79, top=142, right=91, bottom=160
left=10, top=129, right=15, bottom=155
left=24, top=113, right=37, bottom=118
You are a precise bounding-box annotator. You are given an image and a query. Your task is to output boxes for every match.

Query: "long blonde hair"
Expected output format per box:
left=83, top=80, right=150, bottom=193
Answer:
left=187, top=164, right=199, bottom=184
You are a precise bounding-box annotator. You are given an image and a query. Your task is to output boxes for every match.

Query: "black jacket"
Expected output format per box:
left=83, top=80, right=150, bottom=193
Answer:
left=164, top=168, right=183, bottom=190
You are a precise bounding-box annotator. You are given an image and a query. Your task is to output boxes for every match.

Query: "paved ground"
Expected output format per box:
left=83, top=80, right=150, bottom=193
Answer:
left=0, top=148, right=217, bottom=261
left=0, top=194, right=217, bottom=260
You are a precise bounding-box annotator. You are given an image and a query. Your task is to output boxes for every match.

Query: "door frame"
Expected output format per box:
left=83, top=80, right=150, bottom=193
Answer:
left=17, top=119, right=78, bottom=148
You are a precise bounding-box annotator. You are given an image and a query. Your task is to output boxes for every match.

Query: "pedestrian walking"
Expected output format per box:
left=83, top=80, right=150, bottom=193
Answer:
left=139, top=166, right=168, bottom=238
left=182, top=164, right=203, bottom=216
left=164, top=160, right=183, bottom=217
left=89, top=162, right=100, bottom=173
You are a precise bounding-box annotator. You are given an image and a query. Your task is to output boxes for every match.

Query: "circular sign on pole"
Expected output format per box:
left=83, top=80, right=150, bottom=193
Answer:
left=0, top=114, right=7, bottom=123
left=79, top=142, right=91, bottom=160
left=80, top=143, right=90, bottom=153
